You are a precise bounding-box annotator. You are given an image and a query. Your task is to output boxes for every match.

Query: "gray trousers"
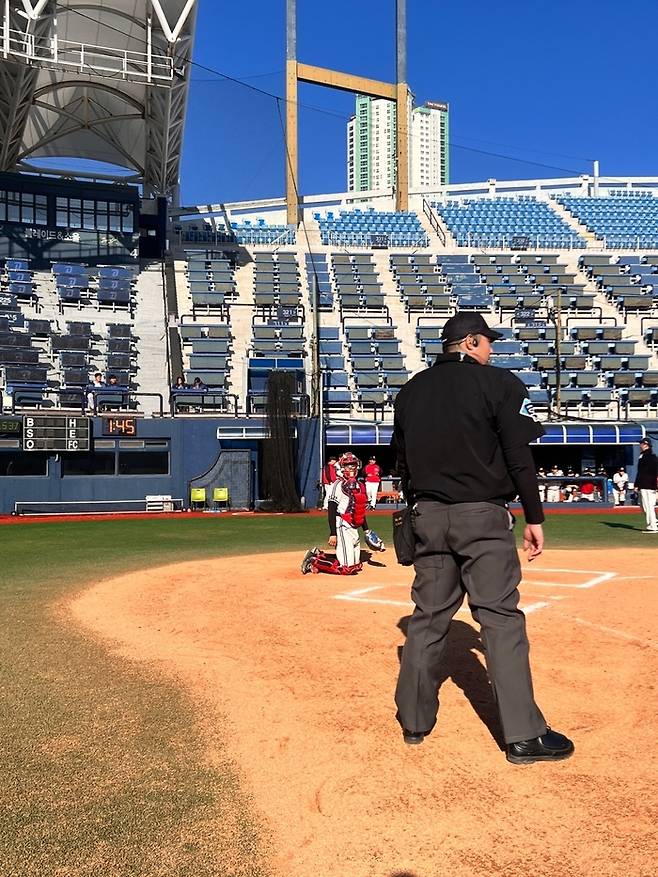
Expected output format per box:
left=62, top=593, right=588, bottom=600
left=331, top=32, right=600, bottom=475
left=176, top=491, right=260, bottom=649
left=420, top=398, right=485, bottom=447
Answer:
left=395, top=501, right=548, bottom=744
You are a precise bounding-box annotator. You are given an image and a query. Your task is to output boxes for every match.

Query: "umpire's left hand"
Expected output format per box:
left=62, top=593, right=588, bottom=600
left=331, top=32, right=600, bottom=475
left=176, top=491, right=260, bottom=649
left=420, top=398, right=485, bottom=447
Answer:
left=523, top=523, right=544, bottom=561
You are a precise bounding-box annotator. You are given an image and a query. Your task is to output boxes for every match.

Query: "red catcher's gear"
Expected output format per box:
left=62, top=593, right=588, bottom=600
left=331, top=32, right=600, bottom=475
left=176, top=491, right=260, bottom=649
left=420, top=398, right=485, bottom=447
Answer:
left=364, top=462, right=382, bottom=482
left=310, top=551, right=363, bottom=576
left=340, top=478, right=368, bottom=528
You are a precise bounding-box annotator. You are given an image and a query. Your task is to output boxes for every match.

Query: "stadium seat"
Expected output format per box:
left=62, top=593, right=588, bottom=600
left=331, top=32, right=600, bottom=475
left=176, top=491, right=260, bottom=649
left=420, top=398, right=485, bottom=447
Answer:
left=190, top=487, right=207, bottom=510
left=212, top=487, right=230, bottom=511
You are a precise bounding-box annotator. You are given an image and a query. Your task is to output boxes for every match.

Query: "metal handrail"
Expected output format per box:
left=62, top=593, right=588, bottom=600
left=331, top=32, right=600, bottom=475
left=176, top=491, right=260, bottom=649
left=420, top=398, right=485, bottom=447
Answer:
left=246, top=392, right=310, bottom=417
left=3, top=27, right=173, bottom=82
left=89, top=390, right=165, bottom=418
left=170, top=391, right=239, bottom=416
left=422, top=197, right=446, bottom=245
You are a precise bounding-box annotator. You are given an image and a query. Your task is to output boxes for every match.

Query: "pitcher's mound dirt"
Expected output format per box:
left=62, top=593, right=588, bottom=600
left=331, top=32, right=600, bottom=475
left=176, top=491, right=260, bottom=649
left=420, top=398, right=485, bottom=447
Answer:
left=71, top=549, right=658, bottom=877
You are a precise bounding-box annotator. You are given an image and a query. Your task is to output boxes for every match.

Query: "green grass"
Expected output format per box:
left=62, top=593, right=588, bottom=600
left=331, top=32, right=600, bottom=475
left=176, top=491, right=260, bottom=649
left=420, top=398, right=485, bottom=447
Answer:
left=0, top=511, right=654, bottom=876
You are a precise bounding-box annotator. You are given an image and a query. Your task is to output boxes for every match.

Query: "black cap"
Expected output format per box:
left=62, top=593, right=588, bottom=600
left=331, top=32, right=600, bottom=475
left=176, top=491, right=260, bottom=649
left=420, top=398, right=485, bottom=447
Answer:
left=441, top=312, right=504, bottom=344
left=640, top=437, right=652, bottom=447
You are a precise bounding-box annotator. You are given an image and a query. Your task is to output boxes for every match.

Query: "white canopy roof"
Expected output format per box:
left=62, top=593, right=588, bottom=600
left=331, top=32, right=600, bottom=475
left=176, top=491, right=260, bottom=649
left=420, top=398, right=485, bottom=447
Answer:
left=0, top=1, right=198, bottom=195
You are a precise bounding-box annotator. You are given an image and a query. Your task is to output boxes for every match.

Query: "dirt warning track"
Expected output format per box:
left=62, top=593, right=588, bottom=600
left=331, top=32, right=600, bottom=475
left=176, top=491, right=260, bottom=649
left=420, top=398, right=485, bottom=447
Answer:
left=71, top=549, right=658, bottom=877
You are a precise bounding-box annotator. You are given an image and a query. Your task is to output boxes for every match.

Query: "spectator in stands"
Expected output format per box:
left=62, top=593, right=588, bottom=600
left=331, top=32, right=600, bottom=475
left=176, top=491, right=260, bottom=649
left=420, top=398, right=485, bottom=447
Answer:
left=173, top=375, right=188, bottom=390
left=636, top=438, right=658, bottom=533
left=364, top=456, right=382, bottom=510
left=87, top=372, right=105, bottom=409
left=321, top=456, right=339, bottom=510
left=108, top=374, right=119, bottom=387
left=192, top=376, right=207, bottom=391
left=612, top=467, right=629, bottom=506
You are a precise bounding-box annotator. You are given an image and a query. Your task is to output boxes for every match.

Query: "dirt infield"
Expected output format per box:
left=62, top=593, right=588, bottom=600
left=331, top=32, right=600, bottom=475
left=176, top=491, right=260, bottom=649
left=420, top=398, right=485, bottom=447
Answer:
left=70, top=548, right=658, bottom=877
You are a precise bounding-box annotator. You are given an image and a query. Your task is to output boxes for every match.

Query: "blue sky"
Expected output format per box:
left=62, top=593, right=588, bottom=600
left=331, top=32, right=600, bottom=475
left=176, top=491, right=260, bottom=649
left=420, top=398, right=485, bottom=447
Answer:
left=180, top=0, right=658, bottom=205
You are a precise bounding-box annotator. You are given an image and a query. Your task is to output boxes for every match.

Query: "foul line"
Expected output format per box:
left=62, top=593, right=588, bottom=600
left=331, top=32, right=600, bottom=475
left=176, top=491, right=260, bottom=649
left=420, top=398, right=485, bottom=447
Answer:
left=334, top=587, right=551, bottom=616
left=520, top=568, right=618, bottom=589
left=568, top=616, right=658, bottom=651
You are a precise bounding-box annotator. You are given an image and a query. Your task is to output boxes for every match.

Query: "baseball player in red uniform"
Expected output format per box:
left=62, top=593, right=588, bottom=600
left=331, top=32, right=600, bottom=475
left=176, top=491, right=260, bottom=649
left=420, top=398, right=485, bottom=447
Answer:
left=302, top=451, right=385, bottom=575
left=321, top=455, right=339, bottom=509
left=364, top=455, right=382, bottom=509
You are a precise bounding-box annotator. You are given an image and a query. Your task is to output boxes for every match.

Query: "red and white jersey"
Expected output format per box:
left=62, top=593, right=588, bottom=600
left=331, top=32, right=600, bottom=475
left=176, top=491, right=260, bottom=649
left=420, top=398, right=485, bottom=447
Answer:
left=364, top=462, right=382, bottom=483
left=328, top=477, right=368, bottom=527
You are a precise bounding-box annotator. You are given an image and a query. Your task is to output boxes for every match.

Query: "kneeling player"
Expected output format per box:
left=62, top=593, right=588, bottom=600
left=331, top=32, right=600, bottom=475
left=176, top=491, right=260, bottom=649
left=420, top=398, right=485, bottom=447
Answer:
left=302, top=451, right=384, bottom=575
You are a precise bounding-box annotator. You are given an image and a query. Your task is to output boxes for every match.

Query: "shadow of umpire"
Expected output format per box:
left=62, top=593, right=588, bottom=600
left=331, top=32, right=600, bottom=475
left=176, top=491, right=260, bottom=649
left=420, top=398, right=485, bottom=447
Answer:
left=397, top=616, right=505, bottom=751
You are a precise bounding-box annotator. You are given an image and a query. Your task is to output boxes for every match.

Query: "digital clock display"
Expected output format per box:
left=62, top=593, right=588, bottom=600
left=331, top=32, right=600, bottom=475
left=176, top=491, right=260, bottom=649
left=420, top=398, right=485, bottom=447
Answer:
left=0, top=417, right=22, bottom=436
left=102, top=417, right=137, bottom=436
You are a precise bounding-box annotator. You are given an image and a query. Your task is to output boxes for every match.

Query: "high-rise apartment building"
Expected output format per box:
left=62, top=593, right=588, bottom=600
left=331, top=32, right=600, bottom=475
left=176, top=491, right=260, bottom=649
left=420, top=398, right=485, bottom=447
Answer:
left=347, top=96, right=449, bottom=193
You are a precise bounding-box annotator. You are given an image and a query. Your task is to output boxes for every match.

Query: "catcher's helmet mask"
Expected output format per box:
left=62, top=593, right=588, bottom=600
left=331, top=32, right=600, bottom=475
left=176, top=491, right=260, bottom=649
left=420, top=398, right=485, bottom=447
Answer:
left=339, top=451, right=361, bottom=477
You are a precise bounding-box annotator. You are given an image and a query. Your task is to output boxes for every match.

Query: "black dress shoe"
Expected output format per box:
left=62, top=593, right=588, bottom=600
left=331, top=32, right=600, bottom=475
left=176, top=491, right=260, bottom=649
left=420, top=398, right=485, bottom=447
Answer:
left=506, top=729, right=574, bottom=764
left=403, top=729, right=426, bottom=745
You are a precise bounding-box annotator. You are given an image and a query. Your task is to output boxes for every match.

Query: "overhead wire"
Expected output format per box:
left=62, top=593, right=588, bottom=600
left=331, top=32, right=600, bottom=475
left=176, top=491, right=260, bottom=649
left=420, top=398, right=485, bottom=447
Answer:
left=56, top=3, right=590, bottom=182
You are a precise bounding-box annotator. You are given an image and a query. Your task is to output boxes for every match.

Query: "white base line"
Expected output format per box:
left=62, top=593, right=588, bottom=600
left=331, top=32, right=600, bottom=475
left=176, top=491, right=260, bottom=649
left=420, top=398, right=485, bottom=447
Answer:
left=334, top=592, right=551, bottom=616
left=569, top=616, right=658, bottom=650
left=521, top=568, right=618, bottom=589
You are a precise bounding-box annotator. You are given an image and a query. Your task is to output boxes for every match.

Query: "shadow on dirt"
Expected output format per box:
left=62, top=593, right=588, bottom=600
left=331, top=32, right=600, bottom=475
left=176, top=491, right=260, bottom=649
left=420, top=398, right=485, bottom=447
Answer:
left=396, top=616, right=505, bottom=751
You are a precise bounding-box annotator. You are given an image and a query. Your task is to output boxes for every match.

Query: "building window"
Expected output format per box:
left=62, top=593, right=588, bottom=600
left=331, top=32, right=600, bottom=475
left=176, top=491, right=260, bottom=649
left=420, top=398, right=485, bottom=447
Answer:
left=62, top=451, right=116, bottom=476
left=0, top=452, right=49, bottom=476
left=118, top=451, right=169, bottom=476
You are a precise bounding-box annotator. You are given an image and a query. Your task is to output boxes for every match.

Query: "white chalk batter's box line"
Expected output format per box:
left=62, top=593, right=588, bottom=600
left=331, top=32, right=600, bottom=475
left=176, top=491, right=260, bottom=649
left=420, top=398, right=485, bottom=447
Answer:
left=333, top=568, right=619, bottom=615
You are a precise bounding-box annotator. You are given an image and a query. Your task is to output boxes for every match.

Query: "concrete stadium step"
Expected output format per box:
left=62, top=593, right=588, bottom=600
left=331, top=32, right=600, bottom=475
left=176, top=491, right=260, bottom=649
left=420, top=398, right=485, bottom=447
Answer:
left=417, top=200, right=458, bottom=250
left=132, top=263, right=169, bottom=416
left=370, top=250, right=425, bottom=375
left=547, top=197, right=598, bottom=246
left=229, top=257, right=256, bottom=410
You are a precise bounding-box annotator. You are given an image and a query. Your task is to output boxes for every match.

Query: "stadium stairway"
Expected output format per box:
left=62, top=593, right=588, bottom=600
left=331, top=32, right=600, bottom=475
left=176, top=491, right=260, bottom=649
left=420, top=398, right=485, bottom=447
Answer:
left=370, top=250, right=426, bottom=374
left=416, top=202, right=456, bottom=250
left=547, top=197, right=599, bottom=247
left=300, top=216, right=323, bottom=250
left=133, top=263, right=170, bottom=415
left=229, top=257, right=256, bottom=407
left=173, top=260, right=190, bottom=317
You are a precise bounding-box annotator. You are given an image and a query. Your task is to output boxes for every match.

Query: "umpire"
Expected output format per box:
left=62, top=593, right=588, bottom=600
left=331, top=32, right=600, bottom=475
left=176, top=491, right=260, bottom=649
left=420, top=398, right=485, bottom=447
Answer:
left=392, top=312, right=574, bottom=764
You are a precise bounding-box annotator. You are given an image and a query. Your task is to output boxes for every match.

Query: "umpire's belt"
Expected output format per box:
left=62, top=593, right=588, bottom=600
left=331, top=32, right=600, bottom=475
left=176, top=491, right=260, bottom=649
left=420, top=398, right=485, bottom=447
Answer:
left=414, top=493, right=508, bottom=510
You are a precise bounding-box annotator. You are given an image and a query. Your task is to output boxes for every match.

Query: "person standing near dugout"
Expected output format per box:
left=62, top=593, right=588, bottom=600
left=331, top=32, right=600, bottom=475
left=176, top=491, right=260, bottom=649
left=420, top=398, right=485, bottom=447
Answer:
left=636, top=438, right=658, bottom=532
left=392, top=312, right=574, bottom=765
left=364, top=456, right=382, bottom=509
left=612, top=466, right=629, bottom=506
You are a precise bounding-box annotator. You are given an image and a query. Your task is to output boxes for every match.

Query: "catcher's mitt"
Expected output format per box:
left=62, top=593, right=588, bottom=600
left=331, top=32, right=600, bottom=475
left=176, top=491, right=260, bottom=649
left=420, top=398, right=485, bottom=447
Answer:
left=364, top=528, right=386, bottom=552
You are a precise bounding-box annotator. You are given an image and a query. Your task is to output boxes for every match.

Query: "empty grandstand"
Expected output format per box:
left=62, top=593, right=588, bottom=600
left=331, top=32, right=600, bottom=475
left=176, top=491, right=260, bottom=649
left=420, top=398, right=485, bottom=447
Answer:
left=1, top=0, right=657, bottom=514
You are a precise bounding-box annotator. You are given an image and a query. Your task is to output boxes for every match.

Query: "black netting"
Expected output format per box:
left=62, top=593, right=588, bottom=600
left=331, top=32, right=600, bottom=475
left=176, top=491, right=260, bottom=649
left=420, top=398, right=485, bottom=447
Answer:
left=260, top=371, right=303, bottom=513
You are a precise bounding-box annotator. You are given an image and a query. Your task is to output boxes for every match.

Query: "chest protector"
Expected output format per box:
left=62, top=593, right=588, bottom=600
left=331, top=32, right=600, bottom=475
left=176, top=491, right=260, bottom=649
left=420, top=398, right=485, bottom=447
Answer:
left=340, top=478, right=368, bottom=527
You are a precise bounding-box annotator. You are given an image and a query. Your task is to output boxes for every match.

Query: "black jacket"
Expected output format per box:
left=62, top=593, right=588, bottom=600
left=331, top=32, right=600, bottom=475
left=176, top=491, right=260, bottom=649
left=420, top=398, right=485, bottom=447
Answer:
left=393, top=353, right=545, bottom=523
left=636, top=450, right=658, bottom=490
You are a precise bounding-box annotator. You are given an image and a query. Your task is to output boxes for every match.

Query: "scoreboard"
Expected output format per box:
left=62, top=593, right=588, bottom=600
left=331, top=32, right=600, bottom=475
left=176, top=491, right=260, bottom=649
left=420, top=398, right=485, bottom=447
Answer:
left=22, top=415, right=90, bottom=451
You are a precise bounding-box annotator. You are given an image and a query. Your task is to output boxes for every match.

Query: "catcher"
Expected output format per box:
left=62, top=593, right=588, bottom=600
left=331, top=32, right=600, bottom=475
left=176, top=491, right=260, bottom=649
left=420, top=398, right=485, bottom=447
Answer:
left=301, top=451, right=385, bottom=575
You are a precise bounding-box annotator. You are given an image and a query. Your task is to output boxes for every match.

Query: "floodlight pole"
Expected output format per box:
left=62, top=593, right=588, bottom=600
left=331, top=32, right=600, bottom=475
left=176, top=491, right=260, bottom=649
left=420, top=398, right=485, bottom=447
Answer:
left=396, top=0, right=409, bottom=212
left=285, top=0, right=409, bottom=224
left=285, top=0, right=298, bottom=226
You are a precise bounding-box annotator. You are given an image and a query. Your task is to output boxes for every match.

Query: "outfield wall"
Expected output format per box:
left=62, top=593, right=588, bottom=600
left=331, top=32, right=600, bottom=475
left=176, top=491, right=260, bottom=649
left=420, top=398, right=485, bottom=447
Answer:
left=0, top=416, right=321, bottom=515
left=0, top=414, right=654, bottom=515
